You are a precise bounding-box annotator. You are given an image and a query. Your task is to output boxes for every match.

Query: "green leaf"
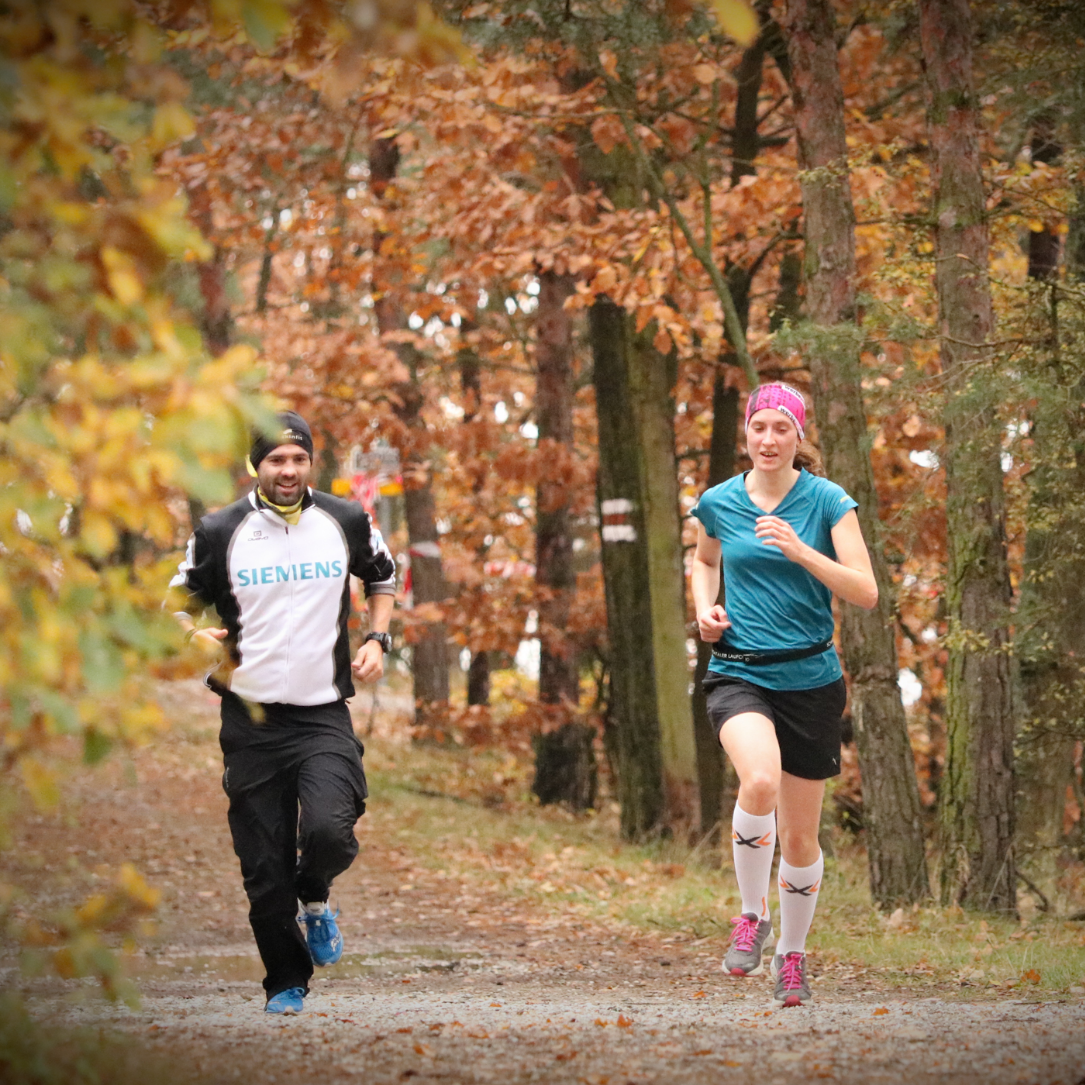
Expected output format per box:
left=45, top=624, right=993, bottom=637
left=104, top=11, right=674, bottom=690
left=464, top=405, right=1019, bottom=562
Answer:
left=79, top=629, right=126, bottom=694
left=83, top=729, right=113, bottom=765
left=35, top=689, right=80, bottom=735
left=174, top=454, right=235, bottom=504
left=242, top=0, right=292, bottom=54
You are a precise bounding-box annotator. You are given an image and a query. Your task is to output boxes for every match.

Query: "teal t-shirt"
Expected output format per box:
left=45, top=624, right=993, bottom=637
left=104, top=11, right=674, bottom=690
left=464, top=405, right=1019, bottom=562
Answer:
left=692, top=470, right=858, bottom=690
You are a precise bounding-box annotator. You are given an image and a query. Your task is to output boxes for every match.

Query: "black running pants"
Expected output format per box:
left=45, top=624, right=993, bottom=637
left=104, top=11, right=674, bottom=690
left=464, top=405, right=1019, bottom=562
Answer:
left=219, top=692, right=367, bottom=999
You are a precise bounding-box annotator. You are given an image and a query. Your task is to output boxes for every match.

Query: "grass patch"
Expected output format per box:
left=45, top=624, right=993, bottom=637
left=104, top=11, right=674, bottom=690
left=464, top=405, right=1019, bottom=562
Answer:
left=363, top=737, right=1085, bottom=998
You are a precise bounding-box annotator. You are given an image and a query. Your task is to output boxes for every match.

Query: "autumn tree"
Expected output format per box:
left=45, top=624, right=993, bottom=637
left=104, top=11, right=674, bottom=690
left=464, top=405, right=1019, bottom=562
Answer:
left=919, top=0, right=1017, bottom=912
left=783, top=0, right=930, bottom=906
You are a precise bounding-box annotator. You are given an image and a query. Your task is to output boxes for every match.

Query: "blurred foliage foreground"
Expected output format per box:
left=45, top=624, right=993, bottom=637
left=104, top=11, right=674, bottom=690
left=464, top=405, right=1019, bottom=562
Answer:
left=0, top=0, right=305, bottom=997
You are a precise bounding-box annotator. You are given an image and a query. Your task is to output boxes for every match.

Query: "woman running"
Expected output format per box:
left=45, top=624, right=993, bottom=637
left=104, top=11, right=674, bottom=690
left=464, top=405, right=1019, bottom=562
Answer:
left=690, top=382, right=878, bottom=1007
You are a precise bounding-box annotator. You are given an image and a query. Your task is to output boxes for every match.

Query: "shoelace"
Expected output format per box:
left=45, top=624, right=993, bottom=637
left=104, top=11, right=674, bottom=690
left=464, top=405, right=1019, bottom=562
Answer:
left=778, top=952, right=805, bottom=990
left=729, top=915, right=760, bottom=951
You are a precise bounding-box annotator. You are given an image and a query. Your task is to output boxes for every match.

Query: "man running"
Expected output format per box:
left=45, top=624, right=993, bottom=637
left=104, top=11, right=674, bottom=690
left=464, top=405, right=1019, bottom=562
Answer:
left=170, top=411, right=396, bottom=1015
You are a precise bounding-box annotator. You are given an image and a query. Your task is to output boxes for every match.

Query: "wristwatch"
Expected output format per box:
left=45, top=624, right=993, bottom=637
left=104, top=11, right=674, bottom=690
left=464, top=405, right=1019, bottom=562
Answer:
left=364, top=631, right=392, bottom=654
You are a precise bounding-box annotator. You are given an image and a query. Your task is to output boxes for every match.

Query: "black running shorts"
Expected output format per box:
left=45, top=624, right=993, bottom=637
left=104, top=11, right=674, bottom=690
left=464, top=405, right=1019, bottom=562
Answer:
left=703, top=674, right=847, bottom=780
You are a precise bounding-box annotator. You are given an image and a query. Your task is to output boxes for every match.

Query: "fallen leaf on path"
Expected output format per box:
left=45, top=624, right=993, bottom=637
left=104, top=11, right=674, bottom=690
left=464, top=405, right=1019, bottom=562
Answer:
left=616, top=1014, right=633, bottom=1029
left=873, top=1007, right=889, bottom=1016
left=413, top=1043, right=433, bottom=1056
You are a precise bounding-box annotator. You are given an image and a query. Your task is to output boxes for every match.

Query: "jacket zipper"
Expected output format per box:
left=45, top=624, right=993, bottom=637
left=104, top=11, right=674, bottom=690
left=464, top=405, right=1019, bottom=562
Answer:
left=282, top=520, right=295, bottom=703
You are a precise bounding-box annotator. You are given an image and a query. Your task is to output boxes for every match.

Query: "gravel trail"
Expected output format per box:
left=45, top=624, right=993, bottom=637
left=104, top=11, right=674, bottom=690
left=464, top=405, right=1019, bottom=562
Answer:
left=5, top=683, right=1084, bottom=1085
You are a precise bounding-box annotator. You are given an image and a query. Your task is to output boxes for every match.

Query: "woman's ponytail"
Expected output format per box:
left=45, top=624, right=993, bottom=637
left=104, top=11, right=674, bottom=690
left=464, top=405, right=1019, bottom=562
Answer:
left=793, top=440, right=824, bottom=476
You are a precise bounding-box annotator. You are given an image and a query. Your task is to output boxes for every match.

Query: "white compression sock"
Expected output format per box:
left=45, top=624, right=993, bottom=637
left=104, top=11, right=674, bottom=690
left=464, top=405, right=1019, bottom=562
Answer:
left=731, top=805, right=776, bottom=920
left=777, top=852, right=824, bottom=956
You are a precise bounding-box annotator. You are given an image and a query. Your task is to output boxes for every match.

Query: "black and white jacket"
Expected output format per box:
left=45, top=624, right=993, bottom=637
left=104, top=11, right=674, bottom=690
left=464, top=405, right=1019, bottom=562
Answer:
left=171, top=489, right=397, bottom=706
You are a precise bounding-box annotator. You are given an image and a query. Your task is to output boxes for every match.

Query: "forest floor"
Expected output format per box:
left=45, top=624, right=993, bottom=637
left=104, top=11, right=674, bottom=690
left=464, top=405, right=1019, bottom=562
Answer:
left=2, top=680, right=1085, bottom=1085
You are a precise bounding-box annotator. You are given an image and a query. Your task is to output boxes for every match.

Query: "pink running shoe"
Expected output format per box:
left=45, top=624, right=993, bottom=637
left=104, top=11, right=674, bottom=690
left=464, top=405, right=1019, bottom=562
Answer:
left=722, top=912, right=774, bottom=976
left=771, top=951, right=812, bottom=1007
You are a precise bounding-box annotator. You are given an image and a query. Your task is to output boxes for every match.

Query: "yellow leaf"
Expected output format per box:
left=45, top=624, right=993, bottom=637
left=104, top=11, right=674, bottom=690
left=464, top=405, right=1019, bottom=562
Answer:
left=152, top=101, right=196, bottom=146
left=599, top=49, right=618, bottom=78
left=80, top=510, right=117, bottom=556
left=118, top=864, right=161, bottom=909
left=708, top=0, right=759, bottom=46
left=101, top=247, right=144, bottom=306
left=21, top=757, right=61, bottom=811
left=77, top=893, right=110, bottom=926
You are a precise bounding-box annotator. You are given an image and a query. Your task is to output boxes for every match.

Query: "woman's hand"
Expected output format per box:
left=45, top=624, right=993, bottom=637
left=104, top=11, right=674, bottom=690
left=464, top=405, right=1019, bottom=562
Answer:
left=755, top=515, right=809, bottom=563
left=696, top=604, right=731, bottom=642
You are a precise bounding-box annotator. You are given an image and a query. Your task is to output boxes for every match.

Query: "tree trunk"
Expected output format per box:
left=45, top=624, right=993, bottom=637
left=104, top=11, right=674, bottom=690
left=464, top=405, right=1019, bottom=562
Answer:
left=467, top=651, right=491, bottom=706
left=591, top=299, right=664, bottom=839
left=591, top=298, right=697, bottom=838
left=460, top=333, right=491, bottom=708
left=535, top=271, right=580, bottom=708
left=370, top=136, right=450, bottom=724
left=532, top=270, right=596, bottom=808
left=785, top=0, right=930, bottom=906
left=633, top=331, right=699, bottom=832
left=919, top=0, right=1017, bottom=913
left=1016, top=145, right=1080, bottom=913
left=188, top=187, right=233, bottom=357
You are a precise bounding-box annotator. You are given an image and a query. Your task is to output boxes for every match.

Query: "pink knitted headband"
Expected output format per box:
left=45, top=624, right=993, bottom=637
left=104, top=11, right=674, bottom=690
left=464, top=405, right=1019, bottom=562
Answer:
left=744, top=383, right=806, bottom=440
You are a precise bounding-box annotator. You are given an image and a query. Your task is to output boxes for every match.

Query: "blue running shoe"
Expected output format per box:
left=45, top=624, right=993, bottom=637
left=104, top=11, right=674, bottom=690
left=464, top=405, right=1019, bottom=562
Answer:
left=302, top=902, right=343, bottom=966
left=265, top=987, right=305, bottom=1015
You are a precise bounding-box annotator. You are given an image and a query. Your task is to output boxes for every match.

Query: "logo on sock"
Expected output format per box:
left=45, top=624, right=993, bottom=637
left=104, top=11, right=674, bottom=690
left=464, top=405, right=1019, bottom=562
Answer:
left=780, top=877, right=821, bottom=897
left=732, top=830, right=774, bottom=848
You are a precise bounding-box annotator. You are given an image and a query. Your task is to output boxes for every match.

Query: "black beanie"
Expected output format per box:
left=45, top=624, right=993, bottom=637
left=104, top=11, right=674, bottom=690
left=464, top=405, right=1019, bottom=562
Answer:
left=250, top=411, right=314, bottom=469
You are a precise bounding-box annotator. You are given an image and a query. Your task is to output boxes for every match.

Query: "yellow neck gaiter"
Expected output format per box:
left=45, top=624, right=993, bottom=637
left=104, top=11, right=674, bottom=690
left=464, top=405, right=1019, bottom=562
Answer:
left=257, top=486, right=305, bottom=526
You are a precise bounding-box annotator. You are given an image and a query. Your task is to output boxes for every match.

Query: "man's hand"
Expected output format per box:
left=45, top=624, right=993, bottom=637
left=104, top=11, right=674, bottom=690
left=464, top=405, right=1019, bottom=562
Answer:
left=696, top=604, right=731, bottom=642
left=352, top=639, right=384, bottom=683
left=191, top=627, right=228, bottom=654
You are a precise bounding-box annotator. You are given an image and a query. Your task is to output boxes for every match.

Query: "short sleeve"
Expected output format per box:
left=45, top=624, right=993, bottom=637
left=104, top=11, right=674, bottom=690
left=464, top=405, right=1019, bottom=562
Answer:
left=821, top=479, right=858, bottom=528
left=691, top=496, right=718, bottom=539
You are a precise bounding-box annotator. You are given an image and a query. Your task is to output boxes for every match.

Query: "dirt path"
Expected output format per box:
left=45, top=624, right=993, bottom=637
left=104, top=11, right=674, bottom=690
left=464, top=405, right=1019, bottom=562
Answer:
left=4, top=684, right=1085, bottom=1085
